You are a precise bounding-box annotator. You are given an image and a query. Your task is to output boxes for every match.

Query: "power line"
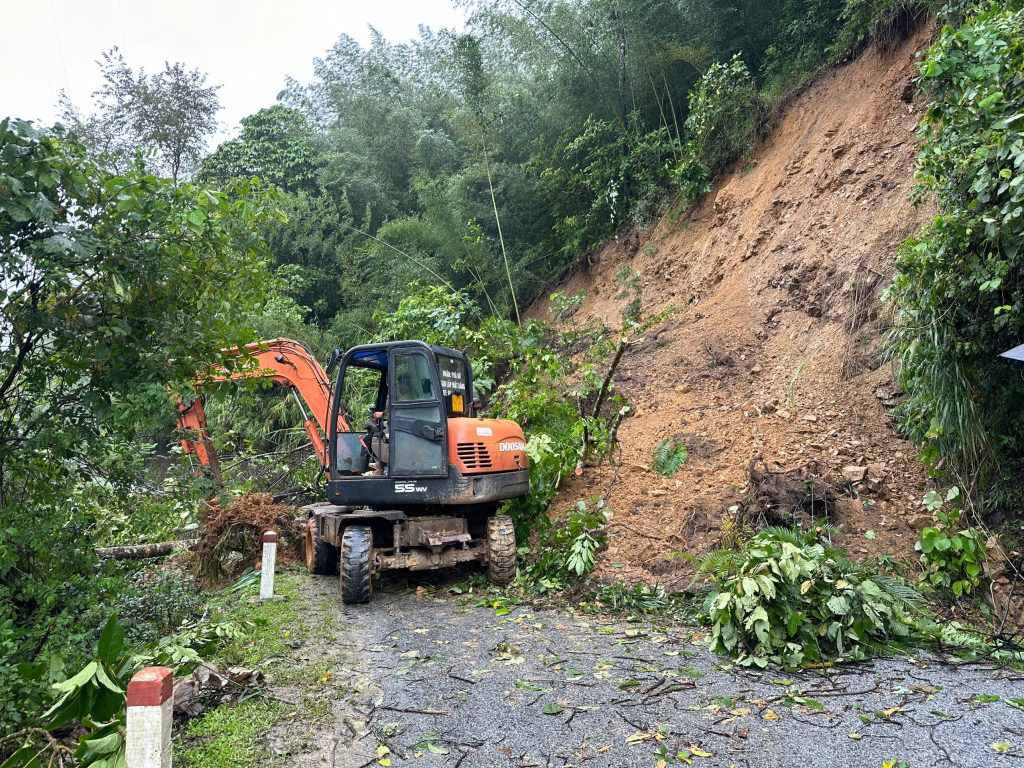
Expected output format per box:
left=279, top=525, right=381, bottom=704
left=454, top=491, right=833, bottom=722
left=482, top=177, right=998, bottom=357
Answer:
left=49, top=0, right=70, bottom=95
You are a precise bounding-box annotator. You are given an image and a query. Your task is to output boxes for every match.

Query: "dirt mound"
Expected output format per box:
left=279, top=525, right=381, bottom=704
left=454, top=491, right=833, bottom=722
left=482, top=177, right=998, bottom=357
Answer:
left=530, top=27, right=940, bottom=585
left=197, top=493, right=304, bottom=584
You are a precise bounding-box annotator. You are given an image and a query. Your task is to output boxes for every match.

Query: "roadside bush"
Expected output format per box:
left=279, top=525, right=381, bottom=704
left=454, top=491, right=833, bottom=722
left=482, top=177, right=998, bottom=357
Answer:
left=116, top=566, right=204, bottom=646
left=915, top=487, right=986, bottom=596
left=684, top=55, right=762, bottom=174
left=700, top=527, right=926, bottom=669
left=519, top=498, right=610, bottom=592
left=886, top=4, right=1024, bottom=492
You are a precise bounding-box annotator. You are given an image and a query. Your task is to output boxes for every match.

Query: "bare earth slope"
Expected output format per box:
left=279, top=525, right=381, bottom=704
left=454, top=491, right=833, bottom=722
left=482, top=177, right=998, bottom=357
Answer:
left=530, top=29, right=941, bottom=586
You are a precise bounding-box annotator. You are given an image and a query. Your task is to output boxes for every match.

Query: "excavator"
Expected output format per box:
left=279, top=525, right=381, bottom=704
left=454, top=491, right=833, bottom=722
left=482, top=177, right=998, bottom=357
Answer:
left=176, top=338, right=530, bottom=603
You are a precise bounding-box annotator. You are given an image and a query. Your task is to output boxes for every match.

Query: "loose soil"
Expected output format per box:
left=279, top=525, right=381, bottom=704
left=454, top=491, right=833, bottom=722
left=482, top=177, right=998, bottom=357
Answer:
left=528, top=27, right=943, bottom=587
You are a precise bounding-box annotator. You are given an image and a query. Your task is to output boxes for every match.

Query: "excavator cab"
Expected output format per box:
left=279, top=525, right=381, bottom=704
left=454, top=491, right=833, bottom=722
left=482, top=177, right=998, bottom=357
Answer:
left=177, top=338, right=529, bottom=604
left=323, top=341, right=529, bottom=505
left=331, top=342, right=468, bottom=479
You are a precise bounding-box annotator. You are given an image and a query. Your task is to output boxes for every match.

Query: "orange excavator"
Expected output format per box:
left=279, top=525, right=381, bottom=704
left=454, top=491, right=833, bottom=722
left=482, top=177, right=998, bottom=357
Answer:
left=177, top=338, right=530, bottom=603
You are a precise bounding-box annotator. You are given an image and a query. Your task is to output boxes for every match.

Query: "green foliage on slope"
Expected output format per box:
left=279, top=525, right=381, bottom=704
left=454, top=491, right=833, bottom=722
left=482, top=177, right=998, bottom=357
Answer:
left=886, top=2, right=1024, bottom=497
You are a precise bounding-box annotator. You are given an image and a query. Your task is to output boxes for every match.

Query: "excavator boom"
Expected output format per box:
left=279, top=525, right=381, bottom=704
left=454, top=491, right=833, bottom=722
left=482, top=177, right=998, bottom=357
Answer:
left=177, top=338, right=346, bottom=476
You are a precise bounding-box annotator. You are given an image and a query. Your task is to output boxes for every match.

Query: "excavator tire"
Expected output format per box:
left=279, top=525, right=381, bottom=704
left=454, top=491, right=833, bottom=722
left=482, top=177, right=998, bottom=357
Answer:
left=341, top=526, right=373, bottom=604
left=487, top=515, right=517, bottom=586
left=305, top=518, right=338, bottom=575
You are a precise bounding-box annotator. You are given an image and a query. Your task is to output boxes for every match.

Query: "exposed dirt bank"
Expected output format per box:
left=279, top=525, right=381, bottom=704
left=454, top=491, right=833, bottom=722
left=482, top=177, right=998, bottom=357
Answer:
left=530, top=27, right=941, bottom=586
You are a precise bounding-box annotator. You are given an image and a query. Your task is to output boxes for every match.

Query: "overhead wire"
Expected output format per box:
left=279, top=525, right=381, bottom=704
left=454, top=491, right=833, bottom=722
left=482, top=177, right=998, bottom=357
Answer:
left=49, top=0, right=71, bottom=96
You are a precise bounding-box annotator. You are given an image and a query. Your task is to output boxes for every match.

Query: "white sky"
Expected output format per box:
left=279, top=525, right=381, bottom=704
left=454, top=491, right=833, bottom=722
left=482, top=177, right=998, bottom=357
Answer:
left=1, top=0, right=466, bottom=141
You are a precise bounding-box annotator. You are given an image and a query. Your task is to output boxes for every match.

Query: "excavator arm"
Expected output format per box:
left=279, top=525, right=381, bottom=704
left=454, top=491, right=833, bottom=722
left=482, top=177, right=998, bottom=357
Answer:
left=176, top=338, right=348, bottom=480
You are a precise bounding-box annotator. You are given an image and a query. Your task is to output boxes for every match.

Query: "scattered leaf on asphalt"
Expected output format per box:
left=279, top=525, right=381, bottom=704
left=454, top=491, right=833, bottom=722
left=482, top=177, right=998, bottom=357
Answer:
left=542, top=703, right=564, bottom=715
left=515, top=680, right=544, bottom=691
left=848, top=734, right=861, bottom=740
left=991, top=741, right=1012, bottom=754
left=763, top=710, right=779, bottom=720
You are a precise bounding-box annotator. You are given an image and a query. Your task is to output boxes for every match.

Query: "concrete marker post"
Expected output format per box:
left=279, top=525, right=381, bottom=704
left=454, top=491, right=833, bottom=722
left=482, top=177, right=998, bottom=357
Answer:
left=126, top=667, right=172, bottom=768
left=260, top=531, right=277, bottom=600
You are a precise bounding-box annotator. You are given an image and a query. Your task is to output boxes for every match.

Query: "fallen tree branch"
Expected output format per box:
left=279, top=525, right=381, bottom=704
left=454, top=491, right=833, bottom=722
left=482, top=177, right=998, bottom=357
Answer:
left=95, top=539, right=199, bottom=560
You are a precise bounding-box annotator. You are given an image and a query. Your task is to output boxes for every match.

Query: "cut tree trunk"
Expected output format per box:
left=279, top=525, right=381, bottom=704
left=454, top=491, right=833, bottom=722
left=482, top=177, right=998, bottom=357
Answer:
left=95, top=539, right=199, bottom=560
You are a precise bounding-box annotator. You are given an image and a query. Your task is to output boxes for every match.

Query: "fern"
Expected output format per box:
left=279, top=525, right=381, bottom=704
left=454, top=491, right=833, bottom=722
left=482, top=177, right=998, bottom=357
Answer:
left=759, top=526, right=809, bottom=546
left=695, top=548, right=744, bottom=578
left=651, top=438, right=688, bottom=476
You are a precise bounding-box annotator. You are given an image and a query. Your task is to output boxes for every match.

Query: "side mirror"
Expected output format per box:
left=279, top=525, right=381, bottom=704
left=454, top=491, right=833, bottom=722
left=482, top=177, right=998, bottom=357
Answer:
left=473, top=397, right=483, bottom=413
left=325, top=348, right=342, bottom=375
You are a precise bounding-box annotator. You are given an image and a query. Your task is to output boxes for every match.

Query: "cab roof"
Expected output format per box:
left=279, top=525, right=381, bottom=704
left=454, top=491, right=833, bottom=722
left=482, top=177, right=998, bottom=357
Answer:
left=344, top=340, right=465, bottom=370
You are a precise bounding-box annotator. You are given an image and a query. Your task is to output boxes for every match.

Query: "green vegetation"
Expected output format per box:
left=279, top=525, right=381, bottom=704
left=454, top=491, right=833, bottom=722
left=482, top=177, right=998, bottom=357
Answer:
left=651, top=438, right=690, bottom=476
left=700, top=526, right=928, bottom=669
left=915, top=488, right=986, bottom=596
left=886, top=2, right=1024, bottom=503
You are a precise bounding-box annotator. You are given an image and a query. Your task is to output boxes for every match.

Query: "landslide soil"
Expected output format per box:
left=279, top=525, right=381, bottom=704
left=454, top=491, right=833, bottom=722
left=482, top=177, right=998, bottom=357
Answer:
left=529, top=28, right=940, bottom=587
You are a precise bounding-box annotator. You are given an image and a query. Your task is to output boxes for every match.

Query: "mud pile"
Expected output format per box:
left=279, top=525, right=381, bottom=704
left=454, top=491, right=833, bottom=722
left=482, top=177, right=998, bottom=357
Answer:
left=530, top=28, right=941, bottom=586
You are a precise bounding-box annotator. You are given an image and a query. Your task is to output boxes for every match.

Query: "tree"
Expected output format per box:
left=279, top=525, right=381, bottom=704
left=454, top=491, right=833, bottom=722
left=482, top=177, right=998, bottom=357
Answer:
left=200, top=105, right=324, bottom=192
left=0, top=118, right=278, bottom=672
left=59, top=48, right=222, bottom=182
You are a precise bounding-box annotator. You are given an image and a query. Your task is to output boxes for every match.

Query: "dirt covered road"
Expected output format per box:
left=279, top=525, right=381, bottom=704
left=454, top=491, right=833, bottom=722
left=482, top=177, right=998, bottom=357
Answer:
left=265, top=572, right=1024, bottom=768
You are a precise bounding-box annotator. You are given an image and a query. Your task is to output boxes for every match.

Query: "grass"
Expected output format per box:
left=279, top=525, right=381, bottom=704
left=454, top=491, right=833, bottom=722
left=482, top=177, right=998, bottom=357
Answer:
left=175, top=572, right=303, bottom=768
left=177, top=699, right=283, bottom=768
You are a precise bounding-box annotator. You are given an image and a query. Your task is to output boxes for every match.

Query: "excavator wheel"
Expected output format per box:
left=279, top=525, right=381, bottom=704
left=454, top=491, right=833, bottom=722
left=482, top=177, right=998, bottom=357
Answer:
left=305, top=518, right=338, bottom=575
left=486, top=515, right=517, bottom=586
left=341, top=526, right=373, bottom=604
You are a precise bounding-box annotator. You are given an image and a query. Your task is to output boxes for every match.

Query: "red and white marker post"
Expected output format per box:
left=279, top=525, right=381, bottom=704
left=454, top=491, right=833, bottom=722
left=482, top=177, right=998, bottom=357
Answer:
left=126, top=667, right=172, bottom=768
left=260, top=531, right=277, bottom=600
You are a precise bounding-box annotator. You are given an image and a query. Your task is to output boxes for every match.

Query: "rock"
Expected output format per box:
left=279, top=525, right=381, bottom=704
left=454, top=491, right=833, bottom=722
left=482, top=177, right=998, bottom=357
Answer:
left=906, top=514, right=932, bottom=532
left=866, top=463, right=887, bottom=480
left=675, top=383, right=692, bottom=394
left=776, top=409, right=791, bottom=419
left=801, top=415, right=818, bottom=422
left=762, top=401, right=777, bottom=413
left=842, top=465, right=867, bottom=482
left=651, top=490, right=668, bottom=497
left=750, top=364, right=763, bottom=375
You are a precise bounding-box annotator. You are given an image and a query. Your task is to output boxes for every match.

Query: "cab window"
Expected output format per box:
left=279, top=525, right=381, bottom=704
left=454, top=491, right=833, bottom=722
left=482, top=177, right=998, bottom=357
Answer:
left=395, top=353, right=436, bottom=402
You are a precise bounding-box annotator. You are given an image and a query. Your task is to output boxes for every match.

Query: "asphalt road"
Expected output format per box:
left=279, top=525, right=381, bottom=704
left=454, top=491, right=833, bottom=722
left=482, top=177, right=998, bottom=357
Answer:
left=317, top=580, right=1024, bottom=768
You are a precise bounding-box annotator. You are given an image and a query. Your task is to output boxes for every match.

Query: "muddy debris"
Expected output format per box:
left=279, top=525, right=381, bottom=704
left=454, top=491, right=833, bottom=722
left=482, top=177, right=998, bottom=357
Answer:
left=746, top=453, right=833, bottom=529
left=197, top=492, right=304, bottom=583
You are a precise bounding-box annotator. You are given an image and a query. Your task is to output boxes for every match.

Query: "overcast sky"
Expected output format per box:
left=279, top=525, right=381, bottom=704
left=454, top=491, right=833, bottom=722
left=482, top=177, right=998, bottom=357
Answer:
left=2, top=0, right=466, bottom=141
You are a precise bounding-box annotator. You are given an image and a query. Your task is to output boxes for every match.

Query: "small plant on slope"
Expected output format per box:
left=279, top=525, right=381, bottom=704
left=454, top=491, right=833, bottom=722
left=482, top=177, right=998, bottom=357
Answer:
left=651, top=438, right=689, bottom=476
left=915, top=487, right=985, bottom=597
left=700, top=527, right=926, bottom=670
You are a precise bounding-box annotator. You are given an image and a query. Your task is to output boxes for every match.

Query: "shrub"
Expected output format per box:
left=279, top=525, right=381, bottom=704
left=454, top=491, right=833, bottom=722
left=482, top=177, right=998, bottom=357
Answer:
left=915, top=487, right=986, bottom=596
left=116, top=566, right=204, bottom=646
left=669, top=153, right=713, bottom=203
left=532, top=119, right=680, bottom=261
left=886, top=4, right=1024, bottom=488
left=684, top=55, right=761, bottom=174
left=519, top=498, right=610, bottom=592
left=700, top=527, right=926, bottom=669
